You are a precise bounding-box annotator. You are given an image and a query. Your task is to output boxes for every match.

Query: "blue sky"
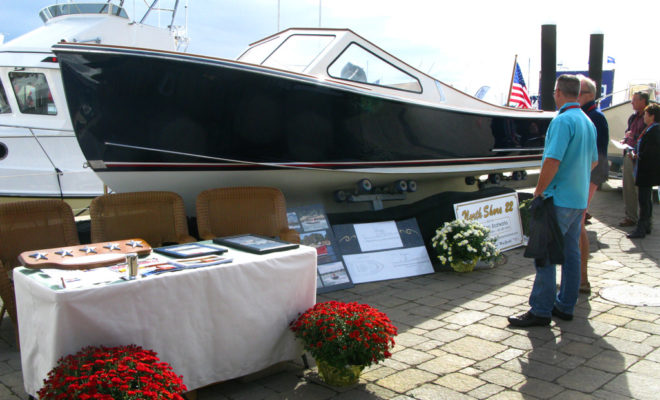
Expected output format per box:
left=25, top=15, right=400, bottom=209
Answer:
left=3, top=1, right=659, bottom=104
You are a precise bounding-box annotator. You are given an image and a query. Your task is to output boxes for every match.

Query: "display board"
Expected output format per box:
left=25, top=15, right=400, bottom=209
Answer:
left=453, top=192, right=523, bottom=251
left=287, top=204, right=354, bottom=293
left=332, top=218, right=434, bottom=284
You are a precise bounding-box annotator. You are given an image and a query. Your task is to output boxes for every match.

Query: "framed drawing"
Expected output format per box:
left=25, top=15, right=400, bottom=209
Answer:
left=213, top=234, right=299, bottom=254
left=153, top=243, right=227, bottom=258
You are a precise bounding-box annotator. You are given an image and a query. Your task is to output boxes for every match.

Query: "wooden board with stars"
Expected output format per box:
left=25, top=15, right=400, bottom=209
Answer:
left=18, top=238, right=152, bottom=270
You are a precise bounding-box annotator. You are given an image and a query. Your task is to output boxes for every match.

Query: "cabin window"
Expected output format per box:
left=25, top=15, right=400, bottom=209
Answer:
left=262, top=35, right=335, bottom=73
left=0, top=80, right=11, bottom=114
left=9, top=72, right=57, bottom=115
left=328, top=43, right=422, bottom=93
left=238, top=36, right=281, bottom=65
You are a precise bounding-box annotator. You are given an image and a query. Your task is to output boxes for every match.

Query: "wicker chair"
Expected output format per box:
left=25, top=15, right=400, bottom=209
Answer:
left=90, top=191, right=196, bottom=247
left=0, top=199, right=80, bottom=340
left=196, top=187, right=300, bottom=243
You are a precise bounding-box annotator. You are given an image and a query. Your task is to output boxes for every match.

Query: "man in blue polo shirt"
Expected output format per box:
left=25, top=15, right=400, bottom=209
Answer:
left=509, top=74, right=598, bottom=327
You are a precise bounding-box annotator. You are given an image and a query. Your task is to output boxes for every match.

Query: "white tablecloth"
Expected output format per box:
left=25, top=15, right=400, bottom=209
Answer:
left=15, top=245, right=317, bottom=396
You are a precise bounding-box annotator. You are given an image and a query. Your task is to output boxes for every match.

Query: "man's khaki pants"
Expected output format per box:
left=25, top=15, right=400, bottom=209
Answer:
left=623, top=153, right=638, bottom=223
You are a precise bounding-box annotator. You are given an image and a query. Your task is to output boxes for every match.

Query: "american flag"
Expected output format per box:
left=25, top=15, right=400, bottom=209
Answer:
left=508, top=63, right=532, bottom=109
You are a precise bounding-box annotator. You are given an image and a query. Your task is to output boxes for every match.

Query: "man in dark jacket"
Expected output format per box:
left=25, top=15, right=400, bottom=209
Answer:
left=576, top=76, right=609, bottom=294
left=620, top=92, right=650, bottom=227
left=628, top=104, right=660, bottom=238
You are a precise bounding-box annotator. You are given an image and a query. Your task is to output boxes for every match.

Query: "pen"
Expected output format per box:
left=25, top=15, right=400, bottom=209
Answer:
left=61, top=277, right=66, bottom=289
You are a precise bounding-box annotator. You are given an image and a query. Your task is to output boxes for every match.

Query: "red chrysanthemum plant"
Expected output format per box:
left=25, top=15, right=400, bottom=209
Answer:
left=38, top=344, right=187, bottom=400
left=290, top=301, right=398, bottom=369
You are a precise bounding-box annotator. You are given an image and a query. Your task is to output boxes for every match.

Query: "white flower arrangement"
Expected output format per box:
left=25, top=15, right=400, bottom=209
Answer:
left=431, top=219, right=500, bottom=272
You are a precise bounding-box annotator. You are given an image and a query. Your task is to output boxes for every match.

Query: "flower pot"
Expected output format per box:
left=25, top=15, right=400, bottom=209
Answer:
left=316, top=359, right=364, bottom=387
left=450, top=258, right=478, bottom=273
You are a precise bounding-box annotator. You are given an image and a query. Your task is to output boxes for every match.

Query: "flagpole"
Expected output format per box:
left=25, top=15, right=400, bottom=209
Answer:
left=506, top=55, right=518, bottom=107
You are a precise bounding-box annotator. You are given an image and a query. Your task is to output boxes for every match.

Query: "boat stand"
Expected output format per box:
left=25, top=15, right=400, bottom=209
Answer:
left=345, top=192, right=407, bottom=211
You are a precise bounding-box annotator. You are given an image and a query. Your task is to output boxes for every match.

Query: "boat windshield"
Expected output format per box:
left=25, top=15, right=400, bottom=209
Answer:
left=238, top=36, right=281, bottom=65
left=9, top=72, right=57, bottom=115
left=39, top=3, right=128, bottom=22
left=328, top=43, right=421, bottom=93
left=262, top=35, right=335, bottom=73
left=0, top=79, right=11, bottom=114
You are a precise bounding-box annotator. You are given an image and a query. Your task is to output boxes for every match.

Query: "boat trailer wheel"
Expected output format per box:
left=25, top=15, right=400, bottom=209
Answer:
left=393, top=180, right=408, bottom=193
left=488, top=174, right=501, bottom=184
left=357, top=178, right=373, bottom=193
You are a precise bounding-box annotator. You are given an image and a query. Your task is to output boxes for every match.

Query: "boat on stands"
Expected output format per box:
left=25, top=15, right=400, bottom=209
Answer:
left=0, top=1, right=188, bottom=203
left=53, top=28, right=554, bottom=213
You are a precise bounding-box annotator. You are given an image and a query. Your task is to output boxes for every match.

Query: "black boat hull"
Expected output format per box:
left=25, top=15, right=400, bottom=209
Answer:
left=54, top=44, right=551, bottom=211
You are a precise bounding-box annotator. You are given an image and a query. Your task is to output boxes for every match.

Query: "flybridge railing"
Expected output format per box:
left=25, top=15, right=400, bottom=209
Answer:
left=39, top=3, right=129, bottom=22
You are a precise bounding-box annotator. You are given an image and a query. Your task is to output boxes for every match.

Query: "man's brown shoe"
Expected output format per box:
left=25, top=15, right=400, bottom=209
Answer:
left=619, top=218, right=636, bottom=227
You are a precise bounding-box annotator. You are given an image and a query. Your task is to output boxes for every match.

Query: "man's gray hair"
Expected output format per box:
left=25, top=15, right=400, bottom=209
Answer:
left=578, top=75, right=597, bottom=95
left=556, top=74, right=581, bottom=98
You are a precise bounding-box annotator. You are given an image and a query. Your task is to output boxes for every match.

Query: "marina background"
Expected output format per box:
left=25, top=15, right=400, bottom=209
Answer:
left=3, top=0, right=659, bottom=105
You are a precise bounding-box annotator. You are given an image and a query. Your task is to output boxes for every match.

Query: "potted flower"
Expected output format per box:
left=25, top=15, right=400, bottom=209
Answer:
left=38, top=344, right=187, bottom=400
left=290, top=301, right=398, bottom=387
left=431, top=219, right=500, bottom=272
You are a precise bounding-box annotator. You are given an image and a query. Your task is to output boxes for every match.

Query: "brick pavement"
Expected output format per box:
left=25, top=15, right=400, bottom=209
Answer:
left=3, top=181, right=660, bottom=399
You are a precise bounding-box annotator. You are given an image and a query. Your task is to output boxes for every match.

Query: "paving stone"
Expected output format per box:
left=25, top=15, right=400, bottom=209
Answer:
left=376, top=369, right=437, bottom=393
left=556, top=365, right=615, bottom=393
left=591, top=388, right=636, bottom=400
left=423, top=327, right=465, bottom=343
left=485, top=389, right=528, bottom=399
left=551, top=390, right=596, bottom=400
left=500, top=333, right=535, bottom=351
left=478, top=367, right=526, bottom=388
left=479, top=315, right=512, bottom=329
left=628, top=359, right=660, bottom=379
left=417, top=353, right=475, bottom=375
left=625, top=320, right=660, bottom=335
left=459, top=323, right=513, bottom=342
left=394, top=332, right=429, bottom=347
left=456, top=299, right=493, bottom=311
left=441, top=336, right=507, bottom=361
left=598, top=336, right=654, bottom=357
left=513, top=377, right=564, bottom=399
left=490, top=294, right=529, bottom=307
left=610, top=307, right=659, bottom=322
left=557, top=341, right=602, bottom=359
left=606, top=327, right=650, bottom=342
left=467, top=383, right=505, bottom=399
left=592, top=313, right=632, bottom=326
left=390, top=349, right=435, bottom=366
left=494, top=348, right=525, bottom=362
left=406, top=383, right=473, bottom=400
left=585, top=349, right=639, bottom=374
left=472, top=357, right=504, bottom=372
left=604, top=373, right=660, bottom=400
left=442, top=310, right=489, bottom=326
left=500, top=357, right=566, bottom=381
left=413, top=319, right=445, bottom=331
left=412, top=340, right=443, bottom=352
left=555, top=354, right=587, bottom=370
left=361, top=366, right=397, bottom=382
left=433, top=372, right=485, bottom=393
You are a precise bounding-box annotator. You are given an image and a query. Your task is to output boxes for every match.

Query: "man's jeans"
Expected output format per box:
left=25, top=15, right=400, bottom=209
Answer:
left=529, top=205, right=584, bottom=317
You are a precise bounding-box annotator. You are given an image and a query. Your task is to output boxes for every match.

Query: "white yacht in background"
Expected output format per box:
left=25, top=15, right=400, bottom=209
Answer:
left=0, top=1, right=188, bottom=200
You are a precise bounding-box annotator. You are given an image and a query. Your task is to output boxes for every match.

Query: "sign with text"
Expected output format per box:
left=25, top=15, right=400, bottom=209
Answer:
left=453, top=193, right=523, bottom=251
